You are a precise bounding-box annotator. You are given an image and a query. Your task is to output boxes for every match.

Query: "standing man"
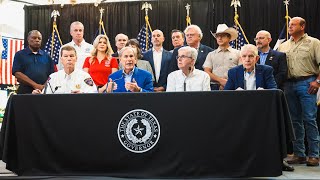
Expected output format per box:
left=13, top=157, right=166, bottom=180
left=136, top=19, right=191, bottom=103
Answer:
left=12, top=30, right=55, bottom=94
left=57, top=21, right=93, bottom=70
left=169, top=25, right=213, bottom=73
left=143, top=29, right=172, bottom=92
left=203, top=24, right=240, bottom=90
left=112, top=33, right=129, bottom=60
left=255, top=30, right=287, bottom=89
left=278, top=17, right=320, bottom=166
left=170, top=29, right=185, bottom=53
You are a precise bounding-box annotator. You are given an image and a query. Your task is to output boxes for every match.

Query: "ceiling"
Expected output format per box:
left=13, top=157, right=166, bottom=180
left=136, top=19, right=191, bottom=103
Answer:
left=1, top=0, right=141, bottom=6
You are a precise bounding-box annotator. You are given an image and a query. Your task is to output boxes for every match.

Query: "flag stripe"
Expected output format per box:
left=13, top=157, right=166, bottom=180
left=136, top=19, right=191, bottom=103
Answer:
left=1, top=37, right=24, bottom=85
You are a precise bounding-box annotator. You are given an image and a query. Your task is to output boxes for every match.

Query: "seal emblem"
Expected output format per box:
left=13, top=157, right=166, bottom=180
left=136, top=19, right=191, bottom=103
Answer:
left=118, top=109, right=160, bottom=153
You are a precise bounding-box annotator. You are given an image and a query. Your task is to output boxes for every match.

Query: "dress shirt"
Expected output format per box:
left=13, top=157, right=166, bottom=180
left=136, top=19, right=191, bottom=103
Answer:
left=166, top=68, right=211, bottom=92
left=245, top=69, right=256, bottom=90
left=258, top=49, right=270, bottom=65
left=153, top=47, right=163, bottom=82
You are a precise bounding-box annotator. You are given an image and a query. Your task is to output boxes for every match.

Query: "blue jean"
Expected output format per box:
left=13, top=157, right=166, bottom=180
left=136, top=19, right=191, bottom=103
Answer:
left=284, top=76, right=320, bottom=157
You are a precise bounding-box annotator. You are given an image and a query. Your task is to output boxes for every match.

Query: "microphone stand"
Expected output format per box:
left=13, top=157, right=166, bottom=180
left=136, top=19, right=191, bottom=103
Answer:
left=243, top=68, right=247, bottom=90
left=184, top=67, right=192, bottom=92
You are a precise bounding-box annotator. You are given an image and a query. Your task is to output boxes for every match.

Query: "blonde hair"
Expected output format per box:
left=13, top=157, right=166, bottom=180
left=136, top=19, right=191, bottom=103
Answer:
left=89, top=35, right=114, bottom=64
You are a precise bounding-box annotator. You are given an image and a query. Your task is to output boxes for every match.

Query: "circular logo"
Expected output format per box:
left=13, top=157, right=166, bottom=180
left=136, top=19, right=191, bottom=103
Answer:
left=118, top=109, right=160, bottom=153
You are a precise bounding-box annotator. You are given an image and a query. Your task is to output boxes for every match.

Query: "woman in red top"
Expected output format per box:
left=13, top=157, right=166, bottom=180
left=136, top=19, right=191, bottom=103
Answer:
left=83, top=35, right=118, bottom=92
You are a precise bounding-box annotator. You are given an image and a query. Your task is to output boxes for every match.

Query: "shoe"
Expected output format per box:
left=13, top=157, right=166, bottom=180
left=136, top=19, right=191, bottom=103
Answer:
left=287, top=156, right=307, bottom=164
left=282, top=160, right=294, bottom=171
left=307, top=157, right=319, bottom=166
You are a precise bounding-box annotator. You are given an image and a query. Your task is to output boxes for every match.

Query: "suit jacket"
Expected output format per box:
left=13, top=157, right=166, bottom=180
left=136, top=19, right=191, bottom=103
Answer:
left=168, top=44, right=214, bottom=73
left=224, top=64, right=277, bottom=90
left=258, top=49, right=287, bottom=88
left=108, top=68, right=154, bottom=92
left=142, top=49, right=172, bottom=88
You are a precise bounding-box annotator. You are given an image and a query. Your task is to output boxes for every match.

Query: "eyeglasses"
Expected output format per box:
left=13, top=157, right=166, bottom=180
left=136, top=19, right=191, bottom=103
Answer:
left=253, top=37, right=266, bottom=41
left=176, top=55, right=192, bottom=60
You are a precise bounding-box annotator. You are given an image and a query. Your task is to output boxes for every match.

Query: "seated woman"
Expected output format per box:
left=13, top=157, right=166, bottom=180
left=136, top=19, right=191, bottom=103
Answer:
left=83, top=35, right=118, bottom=93
left=119, top=39, right=155, bottom=82
left=105, top=47, right=153, bottom=93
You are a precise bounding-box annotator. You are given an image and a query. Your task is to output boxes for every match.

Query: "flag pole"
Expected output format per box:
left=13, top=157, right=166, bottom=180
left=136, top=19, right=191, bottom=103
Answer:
left=142, top=2, right=152, bottom=51
left=231, top=0, right=249, bottom=49
left=284, top=0, right=291, bottom=40
left=99, top=8, right=106, bottom=35
left=50, top=10, right=63, bottom=58
left=185, top=3, right=191, bottom=26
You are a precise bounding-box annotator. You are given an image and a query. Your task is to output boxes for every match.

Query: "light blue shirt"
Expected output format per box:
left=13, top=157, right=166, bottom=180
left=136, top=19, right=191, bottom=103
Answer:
left=123, top=67, right=135, bottom=83
left=258, top=49, right=270, bottom=65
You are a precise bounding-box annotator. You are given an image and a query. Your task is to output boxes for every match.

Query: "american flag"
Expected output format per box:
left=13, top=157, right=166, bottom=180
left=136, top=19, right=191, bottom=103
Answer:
left=44, top=30, right=62, bottom=65
left=273, top=24, right=288, bottom=50
left=230, top=25, right=247, bottom=50
left=0, top=36, right=23, bottom=85
left=137, top=24, right=153, bottom=52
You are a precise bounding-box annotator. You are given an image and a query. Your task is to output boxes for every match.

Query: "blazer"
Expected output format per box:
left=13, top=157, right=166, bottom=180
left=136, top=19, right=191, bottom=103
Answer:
left=168, top=44, right=213, bottom=73
left=108, top=67, right=154, bottom=92
left=142, top=49, right=172, bottom=88
left=224, top=64, right=277, bottom=90
left=258, top=49, right=287, bottom=88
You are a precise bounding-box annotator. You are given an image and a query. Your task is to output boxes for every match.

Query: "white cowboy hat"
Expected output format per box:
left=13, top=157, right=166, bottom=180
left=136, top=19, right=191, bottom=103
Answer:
left=212, top=24, right=238, bottom=41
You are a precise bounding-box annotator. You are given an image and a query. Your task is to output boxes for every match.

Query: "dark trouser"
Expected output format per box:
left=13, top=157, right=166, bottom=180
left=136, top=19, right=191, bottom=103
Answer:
left=210, top=82, right=220, bottom=90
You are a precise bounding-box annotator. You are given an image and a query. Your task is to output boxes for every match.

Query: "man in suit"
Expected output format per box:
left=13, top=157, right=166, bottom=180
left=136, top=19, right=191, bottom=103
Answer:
left=112, top=33, right=129, bottom=62
left=224, top=44, right=277, bottom=90
left=142, top=29, right=172, bottom=92
left=255, top=30, right=288, bottom=89
left=169, top=25, right=213, bottom=73
left=106, top=47, right=153, bottom=93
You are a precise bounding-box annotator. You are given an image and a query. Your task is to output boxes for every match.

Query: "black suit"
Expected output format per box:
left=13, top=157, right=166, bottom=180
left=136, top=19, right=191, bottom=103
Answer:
left=258, top=49, right=287, bottom=89
left=168, top=44, right=213, bottom=73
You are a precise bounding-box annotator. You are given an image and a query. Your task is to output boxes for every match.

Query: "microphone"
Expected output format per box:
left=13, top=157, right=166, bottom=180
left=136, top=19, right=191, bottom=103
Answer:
left=43, top=79, right=49, bottom=94
left=243, top=68, right=247, bottom=90
left=110, top=73, right=125, bottom=93
left=53, top=86, right=61, bottom=94
left=184, top=66, right=192, bottom=91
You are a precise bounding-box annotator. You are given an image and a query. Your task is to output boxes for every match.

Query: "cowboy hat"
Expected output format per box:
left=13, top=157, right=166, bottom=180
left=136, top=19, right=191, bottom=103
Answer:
left=212, top=24, right=238, bottom=41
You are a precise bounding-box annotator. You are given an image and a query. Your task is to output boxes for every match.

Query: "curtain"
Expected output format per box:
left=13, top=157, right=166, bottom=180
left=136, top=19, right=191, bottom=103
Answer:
left=24, top=0, right=320, bottom=50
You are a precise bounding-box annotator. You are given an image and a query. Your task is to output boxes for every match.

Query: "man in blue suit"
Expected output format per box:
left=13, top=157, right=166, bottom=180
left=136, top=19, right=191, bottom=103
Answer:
left=106, top=47, right=153, bottom=93
left=169, top=25, right=213, bottom=73
left=142, top=29, right=172, bottom=92
left=255, top=30, right=288, bottom=89
left=224, top=44, right=277, bottom=90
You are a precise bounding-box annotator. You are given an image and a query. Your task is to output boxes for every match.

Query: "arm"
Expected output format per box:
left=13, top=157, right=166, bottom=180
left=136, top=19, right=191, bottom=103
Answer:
left=166, top=72, right=175, bottom=92
left=224, top=70, right=235, bottom=90
left=203, top=73, right=211, bottom=91
left=203, top=67, right=227, bottom=86
left=274, top=53, right=288, bottom=87
left=14, top=72, right=44, bottom=90
left=265, top=67, right=277, bottom=89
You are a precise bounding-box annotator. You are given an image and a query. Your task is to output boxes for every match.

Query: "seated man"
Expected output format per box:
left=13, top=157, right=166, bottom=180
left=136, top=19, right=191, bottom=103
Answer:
left=105, top=47, right=153, bottom=93
left=166, top=46, right=210, bottom=91
left=33, top=45, right=97, bottom=94
left=224, top=44, right=277, bottom=90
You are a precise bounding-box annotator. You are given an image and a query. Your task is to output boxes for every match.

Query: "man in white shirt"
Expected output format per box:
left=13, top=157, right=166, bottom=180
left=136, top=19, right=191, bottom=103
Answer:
left=33, top=45, right=97, bottom=94
left=143, top=29, right=172, bottom=92
left=166, top=46, right=210, bottom=91
left=57, top=21, right=93, bottom=70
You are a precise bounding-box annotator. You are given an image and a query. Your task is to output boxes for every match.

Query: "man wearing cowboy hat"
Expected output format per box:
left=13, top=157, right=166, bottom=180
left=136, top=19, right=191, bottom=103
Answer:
left=203, top=24, right=240, bottom=90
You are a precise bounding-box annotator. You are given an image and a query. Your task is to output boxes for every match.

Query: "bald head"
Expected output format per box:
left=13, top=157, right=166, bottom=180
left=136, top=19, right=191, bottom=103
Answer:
left=255, top=30, right=272, bottom=52
left=289, top=17, right=306, bottom=38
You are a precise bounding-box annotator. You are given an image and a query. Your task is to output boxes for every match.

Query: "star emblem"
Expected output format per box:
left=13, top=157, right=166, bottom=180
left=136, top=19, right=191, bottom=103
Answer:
left=134, top=125, right=144, bottom=136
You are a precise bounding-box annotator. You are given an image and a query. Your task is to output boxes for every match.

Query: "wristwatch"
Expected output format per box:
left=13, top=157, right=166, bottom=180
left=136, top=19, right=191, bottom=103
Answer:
left=316, top=79, right=320, bottom=84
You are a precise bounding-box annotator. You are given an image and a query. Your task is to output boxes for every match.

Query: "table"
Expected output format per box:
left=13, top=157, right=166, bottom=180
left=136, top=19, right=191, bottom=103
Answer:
left=0, top=90, right=294, bottom=177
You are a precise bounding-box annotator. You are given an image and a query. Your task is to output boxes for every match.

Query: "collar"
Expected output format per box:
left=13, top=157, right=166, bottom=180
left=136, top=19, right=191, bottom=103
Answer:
left=71, top=39, right=86, bottom=47
left=123, top=66, right=136, bottom=76
left=64, top=69, right=76, bottom=79
left=217, top=46, right=232, bottom=53
left=152, top=47, right=163, bottom=53
left=290, top=33, right=307, bottom=42
left=259, top=48, right=270, bottom=55
left=26, top=47, right=44, bottom=55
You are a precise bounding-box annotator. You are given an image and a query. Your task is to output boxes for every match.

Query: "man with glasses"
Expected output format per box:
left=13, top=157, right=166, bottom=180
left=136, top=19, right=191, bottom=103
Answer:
left=255, top=30, right=287, bottom=89
left=169, top=25, right=213, bottom=73
left=203, top=24, right=240, bottom=90
left=224, top=44, right=277, bottom=90
left=167, top=46, right=210, bottom=91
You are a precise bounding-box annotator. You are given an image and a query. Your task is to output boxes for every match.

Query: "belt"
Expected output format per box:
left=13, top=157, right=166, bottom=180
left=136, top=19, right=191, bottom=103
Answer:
left=287, top=75, right=315, bottom=82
